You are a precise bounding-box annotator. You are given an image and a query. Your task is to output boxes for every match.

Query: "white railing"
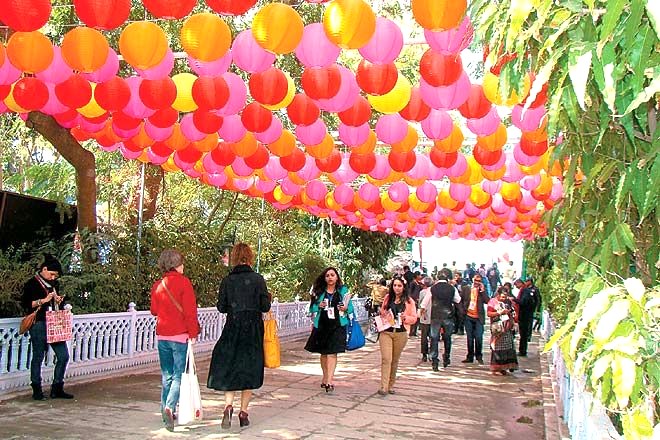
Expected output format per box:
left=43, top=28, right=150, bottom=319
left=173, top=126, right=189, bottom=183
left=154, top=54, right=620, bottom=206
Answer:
left=0, top=297, right=367, bottom=397
left=542, top=311, right=622, bottom=440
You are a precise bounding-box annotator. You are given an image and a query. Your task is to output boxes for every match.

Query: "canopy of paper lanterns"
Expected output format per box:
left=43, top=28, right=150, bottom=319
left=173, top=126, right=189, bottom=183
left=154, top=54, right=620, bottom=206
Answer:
left=0, top=0, right=563, bottom=241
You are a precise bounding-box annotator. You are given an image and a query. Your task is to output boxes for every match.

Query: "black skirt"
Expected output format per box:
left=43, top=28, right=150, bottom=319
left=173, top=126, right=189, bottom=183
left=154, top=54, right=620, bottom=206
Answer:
left=304, top=309, right=346, bottom=355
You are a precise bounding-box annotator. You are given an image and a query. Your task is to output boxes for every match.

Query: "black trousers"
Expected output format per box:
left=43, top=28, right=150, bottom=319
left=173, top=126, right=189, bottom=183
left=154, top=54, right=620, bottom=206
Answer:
left=518, top=315, right=533, bottom=355
left=420, top=323, right=430, bottom=355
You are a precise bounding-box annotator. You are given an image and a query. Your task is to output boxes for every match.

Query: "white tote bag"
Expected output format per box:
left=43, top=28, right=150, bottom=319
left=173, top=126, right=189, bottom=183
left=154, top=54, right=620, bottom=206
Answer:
left=178, top=341, right=203, bottom=425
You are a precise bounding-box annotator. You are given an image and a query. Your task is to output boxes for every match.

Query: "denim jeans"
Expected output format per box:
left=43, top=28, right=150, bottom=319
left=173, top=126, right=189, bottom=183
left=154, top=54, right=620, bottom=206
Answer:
left=158, top=340, right=188, bottom=413
left=429, top=320, right=454, bottom=364
left=29, top=321, right=69, bottom=386
left=464, top=317, right=484, bottom=361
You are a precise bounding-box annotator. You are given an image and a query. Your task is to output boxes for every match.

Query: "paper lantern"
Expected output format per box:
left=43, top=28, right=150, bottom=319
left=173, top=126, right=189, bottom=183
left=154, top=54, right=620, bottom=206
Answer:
left=476, top=123, right=507, bottom=152
left=241, top=102, right=273, bottom=133
left=458, top=84, right=491, bottom=119
left=339, top=122, right=369, bottom=146
left=295, top=23, right=341, bottom=68
left=338, top=96, right=371, bottom=127
left=252, top=3, right=304, bottom=54
left=296, top=118, right=327, bottom=145
left=466, top=107, right=500, bottom=136
left=520, top=137, right=548, bottom=156
left=420, top=73, right=471, bottom=110
left=280, top=147, right=306, bottom=172
left=323, top=0, right=376, bottom=49
left=287, top=94, right=320, bottom=126
left=192, top=109, right=223, bottom=134
left=358, top=17, right=403, bottom=64
left=191, top=76, right=229, bottom=110
left=351, top=129, right=377, bottom=155
left=55, top=74, right=92, bottom=109
left=73, top=0, right=130, bottom=30
left=78, top=87, right=106, bottom=118
left=263, top=73, right=295, bottom=111
left=188, top=52, right=232, bottom=77
left=433, top=123, right=463, bottom=153
left=139, top=77, right=177, bottom=110
left=301, top=65, right=341, bottom=100
left=143, top=0, right=195, bottom=18
left=388, top=151, right=416, bottom=173
left=356, top=60, right=398, bottom=96
left=217, top=72, right=247, bottom=115
left=316, top=149, right=342, bottom=173
left=421, top=109, right=453, bottom=140
left=119, top=22, right=168, bottom=70
left=0, top=0, right=51, bottom=32
left=60, top=27, right=109, bottom=73
left=181, top=13, right=231, bottom=62
left=6, top=31, right=54, bottom=74
left=172, top=73, right=198, bottom=113
left=95, top=76, right=130, bottom=112
left=424, top=16, right=473, bottom=55
left=206, top=0, right=257, bottom=15
left=218, top=114, right=246, bottom=142
left=375, top=114, right=408, bottom=144
left=315, top=65, right=360, bottom=113
left=412, top=0, right=466, bottom=31
left=349, top=152, right=376, bottom=174
left=230, top=132, right=259, bottom=158
left=420, top=49, right=463, bottom=87
left=12, top=77, right=48, bottom=111
left=473, top=144, right=502, bottom=166
left=368, top=75, right=412, bottom=114
left=232, top=30, right=276, bottom=74
left=430, top=149, right=458, bottom=168
left=249, top=67, right=288, bottom=106
left=391, top=126, right=418, bottom=153
left=511, top=105, right=547, bottom=131
left=305, top=134, right=334, bottom=159
left=397, top=87, right=429, bottom=123
left=243, top=144, right=270, bottom=169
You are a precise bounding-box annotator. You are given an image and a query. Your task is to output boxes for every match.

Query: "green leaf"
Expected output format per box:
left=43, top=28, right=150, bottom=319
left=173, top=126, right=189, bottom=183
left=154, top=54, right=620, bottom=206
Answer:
left=611, top=354, right=636, bottom=409
left=506, top=0, right=539, bottom=49
left=615, top=223, right=636, bottom=251
left=614, top=171, right=633, bottom=210
left=568, top=45, right=593, bottom=110
left=593, top=299, right=630, bottom=343
left=623, top=68, right=660, bottom=116
left=599, top=0, right=627, bottom=42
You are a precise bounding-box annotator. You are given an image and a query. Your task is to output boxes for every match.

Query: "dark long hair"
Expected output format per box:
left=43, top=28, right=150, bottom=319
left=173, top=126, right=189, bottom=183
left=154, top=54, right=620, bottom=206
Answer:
left=310, top=267, right=343, bottom=301
left=384, top=275, right=409, bottom=310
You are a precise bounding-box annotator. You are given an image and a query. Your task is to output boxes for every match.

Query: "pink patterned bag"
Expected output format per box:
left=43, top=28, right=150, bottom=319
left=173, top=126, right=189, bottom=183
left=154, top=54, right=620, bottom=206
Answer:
left=46, top=308, right=73, bottom=343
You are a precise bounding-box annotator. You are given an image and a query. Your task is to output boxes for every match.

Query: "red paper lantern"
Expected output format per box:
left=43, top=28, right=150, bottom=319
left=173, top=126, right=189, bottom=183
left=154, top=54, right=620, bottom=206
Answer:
left=287, top=94, right=320, bottom=126
left=143, top=0, right=196, bottom=19
left=73, top=0, right=130, bottom=30
left=458, top=84, right=491, bottom=119
left=12, top=77, right=49, bottom=111
left=148, top=107, right=179, bottom=128
left=241, top=102, right=273, bottom=133
left=113, top=111, right=142, bottom=130
left=429, top=149, right=458, bottom=168
left=520, top=137, right=548, bottom=156
left=191, top=76, right=230, bottom=110
left=55, top=74, right=92, bottom=109
left=301, top=65, right=341, bottom=100
left=95, top=76, right=130, bottom=112
left=151, top=141, right=173, bottom=157
left=211, top=142, right=236, bottom=166
left=472, top=144, right=502, bottom=166
left=249, top=67, right=288, bottom=106
left=355, top=60, right=398, bottom=95
left=192, top=109, right=223, bottom=134
left=420, top=49, right=463, bottom=87
left=399, top=86, right=430, bottom=122
left=316, top=149, right=342, bottom=173
left=338, top=96, right=371, bottom=126
left=0, top=0, right=51, bottom=32
left=244, top=144, right=270, bottom=169
left=0, top=84, right=10, bottom=101
left=388, top=151, right=416, bottom=172
left=280, top=147, right=306, bottom=172
left=206, top=0, right=258, bottom=16
left=139, top=78, right=177, bottom=110
left=349, top=152, right=376, bottom=174
left=176, top=144, right=203, bottom=163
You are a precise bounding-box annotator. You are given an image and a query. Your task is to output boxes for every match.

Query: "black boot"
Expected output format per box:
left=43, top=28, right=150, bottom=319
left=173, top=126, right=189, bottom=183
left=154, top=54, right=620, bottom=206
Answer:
left=31, top=383, right=47, bottom=401
left=50, top=383, right=74, bottom=399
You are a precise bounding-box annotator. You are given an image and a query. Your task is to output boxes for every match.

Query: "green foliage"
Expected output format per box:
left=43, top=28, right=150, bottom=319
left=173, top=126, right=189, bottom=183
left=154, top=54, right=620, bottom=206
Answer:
left=545, top=279, right=660, bottom=438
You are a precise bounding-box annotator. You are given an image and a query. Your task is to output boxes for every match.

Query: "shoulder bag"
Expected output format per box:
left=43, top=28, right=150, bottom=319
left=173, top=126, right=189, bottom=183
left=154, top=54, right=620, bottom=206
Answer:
left=19, top=307, right=40, bottom=335
left=161, top=279, right=183, bottom=313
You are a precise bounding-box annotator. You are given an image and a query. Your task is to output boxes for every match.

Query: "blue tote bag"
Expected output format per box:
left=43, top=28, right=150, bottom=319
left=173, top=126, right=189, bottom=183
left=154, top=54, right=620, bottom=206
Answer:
left=346, top=316, right=366, bottom=350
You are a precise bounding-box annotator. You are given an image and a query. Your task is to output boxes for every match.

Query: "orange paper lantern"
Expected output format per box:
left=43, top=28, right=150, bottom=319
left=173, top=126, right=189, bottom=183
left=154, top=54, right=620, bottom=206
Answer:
left=412, top=0, right=466, bottom=31
left=119, top=21, right=168, bottom=70
left=61, top=27, right=109, bottom=73
left=323, top=0, right=376, bottom=49
left=252, top=3, right=304, bottom=54
left=180, top=13, right=231, bottom=62
left=6, top=31, right=54, bottom=73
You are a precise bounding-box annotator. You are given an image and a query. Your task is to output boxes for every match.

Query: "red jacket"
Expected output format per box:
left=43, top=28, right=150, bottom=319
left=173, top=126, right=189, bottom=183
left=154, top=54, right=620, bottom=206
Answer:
left=150, top=271, right=200, bottom=338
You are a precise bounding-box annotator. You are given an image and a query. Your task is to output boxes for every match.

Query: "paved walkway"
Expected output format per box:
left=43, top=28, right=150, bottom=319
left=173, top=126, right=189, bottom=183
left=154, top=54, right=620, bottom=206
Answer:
left=1, top=331, right=546, bottom=439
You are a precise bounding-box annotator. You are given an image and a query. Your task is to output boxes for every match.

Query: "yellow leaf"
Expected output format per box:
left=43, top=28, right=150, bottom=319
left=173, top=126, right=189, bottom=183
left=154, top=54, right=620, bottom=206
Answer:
left=611, top=355, right=636, bottom=409
left=593, top=299, right=630, bottom=343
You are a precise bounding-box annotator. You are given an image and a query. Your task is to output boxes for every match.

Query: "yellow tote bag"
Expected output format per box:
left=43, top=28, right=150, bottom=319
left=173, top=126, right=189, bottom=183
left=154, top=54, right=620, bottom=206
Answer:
left=263, top=312, right=281, bottom=368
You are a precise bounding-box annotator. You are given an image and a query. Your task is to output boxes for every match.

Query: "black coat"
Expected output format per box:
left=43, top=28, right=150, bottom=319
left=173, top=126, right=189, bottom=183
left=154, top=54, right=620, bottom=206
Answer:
left=21, top=275, right=62, bottom=322
left=207, top=265, right=271, bottom=391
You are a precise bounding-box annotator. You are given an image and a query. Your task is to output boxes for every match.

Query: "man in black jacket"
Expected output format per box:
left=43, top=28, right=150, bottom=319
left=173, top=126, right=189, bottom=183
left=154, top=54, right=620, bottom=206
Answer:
left=516, top=277, right=538, bottom=356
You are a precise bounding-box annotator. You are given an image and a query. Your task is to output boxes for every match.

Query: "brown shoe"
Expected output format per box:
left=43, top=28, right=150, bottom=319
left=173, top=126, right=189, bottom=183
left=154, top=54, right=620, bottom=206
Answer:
left=238, top=411, right=250, bottom=427
left=377, top=389, right=387, bottom=396
left=221, top=405, right=233, bottom=429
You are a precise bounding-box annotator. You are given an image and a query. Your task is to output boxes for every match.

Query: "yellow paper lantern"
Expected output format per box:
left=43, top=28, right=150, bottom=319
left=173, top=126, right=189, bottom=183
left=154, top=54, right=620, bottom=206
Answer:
left=162, top=157, right=180, bottom=173
left=481, top=166, right=506, bottom=181
left=323, top=0, right=376, bottom=49
left=252, top=3, right=304, bottom=54
left=501, top=182, right=521, bottom=200
left=437, top=188, right=459, bottom=209
left=78, top=85, right=106, bottom=118
left=4, top=86, right=29, bottom=113
left=368, top=75, right=412, bottom=114
left=381, top=194, right=401, bottom=211
left=180, top=13, right=231, bottom=62
left=412, top=0, right=466, bottom=31
left=172, top=73, right=199, bottom=113
left=119, top=21, right=168, bottom=70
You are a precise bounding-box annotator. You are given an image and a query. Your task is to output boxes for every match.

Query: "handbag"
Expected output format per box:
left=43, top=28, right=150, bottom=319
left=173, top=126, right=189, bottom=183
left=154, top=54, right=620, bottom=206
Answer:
left=365, top=316, right=380, bottom=343
left=19, top=308, right=40, bottom=335
left=346, top=315, right=365, bottom=350
left=178, top=341, right=203, bottom=425
left=46, top=306, right=73, bottom=343
left=263, top=312, right=281, bottom=368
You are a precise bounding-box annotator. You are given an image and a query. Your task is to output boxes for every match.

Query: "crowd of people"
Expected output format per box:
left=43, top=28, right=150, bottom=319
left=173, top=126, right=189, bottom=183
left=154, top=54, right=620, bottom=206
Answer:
left=21, top=251, right=541, bottom=432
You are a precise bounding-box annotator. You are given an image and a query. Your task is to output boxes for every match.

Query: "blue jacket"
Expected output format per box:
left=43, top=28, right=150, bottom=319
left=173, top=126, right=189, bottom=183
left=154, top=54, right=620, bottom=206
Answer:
left=309, top=285, right=355, bottom=328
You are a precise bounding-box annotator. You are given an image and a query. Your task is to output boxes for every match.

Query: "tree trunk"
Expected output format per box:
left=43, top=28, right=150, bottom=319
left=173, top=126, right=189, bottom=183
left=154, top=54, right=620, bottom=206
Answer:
left=128, top=163, right=163, bottom=225
left=26, top=112, right=97, bottom=234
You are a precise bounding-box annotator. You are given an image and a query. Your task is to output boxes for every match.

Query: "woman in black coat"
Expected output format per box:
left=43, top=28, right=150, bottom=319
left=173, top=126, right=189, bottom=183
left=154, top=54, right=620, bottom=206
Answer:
left=207, top=243, right=271, bottom=429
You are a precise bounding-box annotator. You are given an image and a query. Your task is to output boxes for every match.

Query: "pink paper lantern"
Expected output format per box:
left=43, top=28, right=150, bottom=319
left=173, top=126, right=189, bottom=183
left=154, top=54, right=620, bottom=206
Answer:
left=407, top=153, right=430, bottom=180
left=112, top=123, right=141, bottom=139
left=331, top=154, right=359, bottom=184
left=305, top=179, right=328, bottom=201
left=481, top=180, right=502, bottom=195
left=368, top=154, right=391, bottom=180
left=511, top=105, right=547, bottom=131
left=295, top=23, right=341, bottom=68
left=99, top=143, right=120, bottom=152
left=296, top=156, right=322, bottom=181
left=424, top=16, right=474, bottom=55
left=388, top=181, right=409, bottom=203
left=416, top=182, right=438, bottom=203
left=520, top=174, right=541, bottom=191
left=36, top=47, right=73, bottom=84
left=339, top=122, right=370, bottom=146
left=124, top=76, right=156, bottom=119
left=145, top=120, right=174, bottom=141
left=420, top=73, right=470, bottom=110
left=254, top=117, right=283, bottom=144
left=281, top=177, right=302, bottom=196
left=513, top=143, right=540, bottom=167
left=134, top=48, right=174, bottom=80
left=358, top=17, right=403, bottom=64
left=83, top=48, right=120, bottom=83
left=202, top=152, right=223, bottom=173
left=119, top=143, right=143, bottom=159
left=230, top=157, right=254, bottom=177
left=146, top=149, right=170, bottom=165
left=188, top=51, right=232, bottom=76
left=315, top=66, right=360, bottom=113
left=449, top=183, right=471, bottom=202
left=467, top=107, right=501, bottom=136
left=446, top=153, right=468, bottom=177
left=255, top=179, right=277, bottom=193
left=180, top=113, right=206, bottom=141
left=40, top=83, right=69, bottom=115
left=264, top=156, right=288, bottom=180
left=502, top=155, right=524, bottom=182
left=358, top=182, right=380, bottom=202
left=296, top=118, right=327, bottom=145
left=375, top=113, right=408, bottom=144
left=421, top=109, right=453, bottom=140
left=217, top=72, right=247, bottom=115
left=79, top=118, right=105, bottom=133
left=333, top=183, right=354, bottom=205
left=218, top=114, right=246, bottom=142
left=232, top=30, right=276, bottom=74
left=0, top=58, right=22, bottom=85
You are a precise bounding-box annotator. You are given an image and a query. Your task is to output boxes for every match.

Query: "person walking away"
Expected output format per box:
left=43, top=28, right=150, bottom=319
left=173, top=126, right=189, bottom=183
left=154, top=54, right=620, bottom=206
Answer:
left=408, top=273, right=422, bottom=336
left=487, top=287, right=518, bottom=375
left=420, top=269, right=460, bottom=371
left=418, top=276, right=434, bottom=361
left=304, top=267, right=354, bottom=393
left=452, top=272, right=469, bottom=335
left=402, top=265, right=414, bottom=286
left=461, top=275, right=489, bottom=365
left=487, top=263, right=501, bottom=290
left=529, top=278, right=543, bottom=332
left=150, top=249, right=200, bottom=431
left=377, top=276, right=417, bottom=395
left=515, top=278, right=535, bottom=356
left=462, top=263, right=475, bottom=285
left=21, top=256, right=73, bottom=401
left=207, top=243, right=271, bottom=429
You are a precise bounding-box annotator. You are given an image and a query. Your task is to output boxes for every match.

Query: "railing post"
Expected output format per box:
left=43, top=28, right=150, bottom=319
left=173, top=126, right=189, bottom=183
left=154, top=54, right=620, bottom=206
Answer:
left=64, top=304, right=73, bottom=359
left=127, top=302, right=136, bottom=357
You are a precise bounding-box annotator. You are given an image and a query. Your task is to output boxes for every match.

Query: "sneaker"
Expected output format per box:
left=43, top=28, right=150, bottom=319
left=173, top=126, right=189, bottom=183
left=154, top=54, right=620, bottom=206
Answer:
left=432, top=363, right=439, bottom=372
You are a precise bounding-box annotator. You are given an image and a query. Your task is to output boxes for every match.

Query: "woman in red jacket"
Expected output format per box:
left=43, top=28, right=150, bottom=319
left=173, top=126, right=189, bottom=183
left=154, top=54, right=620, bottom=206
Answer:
left=150, top=249, right=200, bottom=432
